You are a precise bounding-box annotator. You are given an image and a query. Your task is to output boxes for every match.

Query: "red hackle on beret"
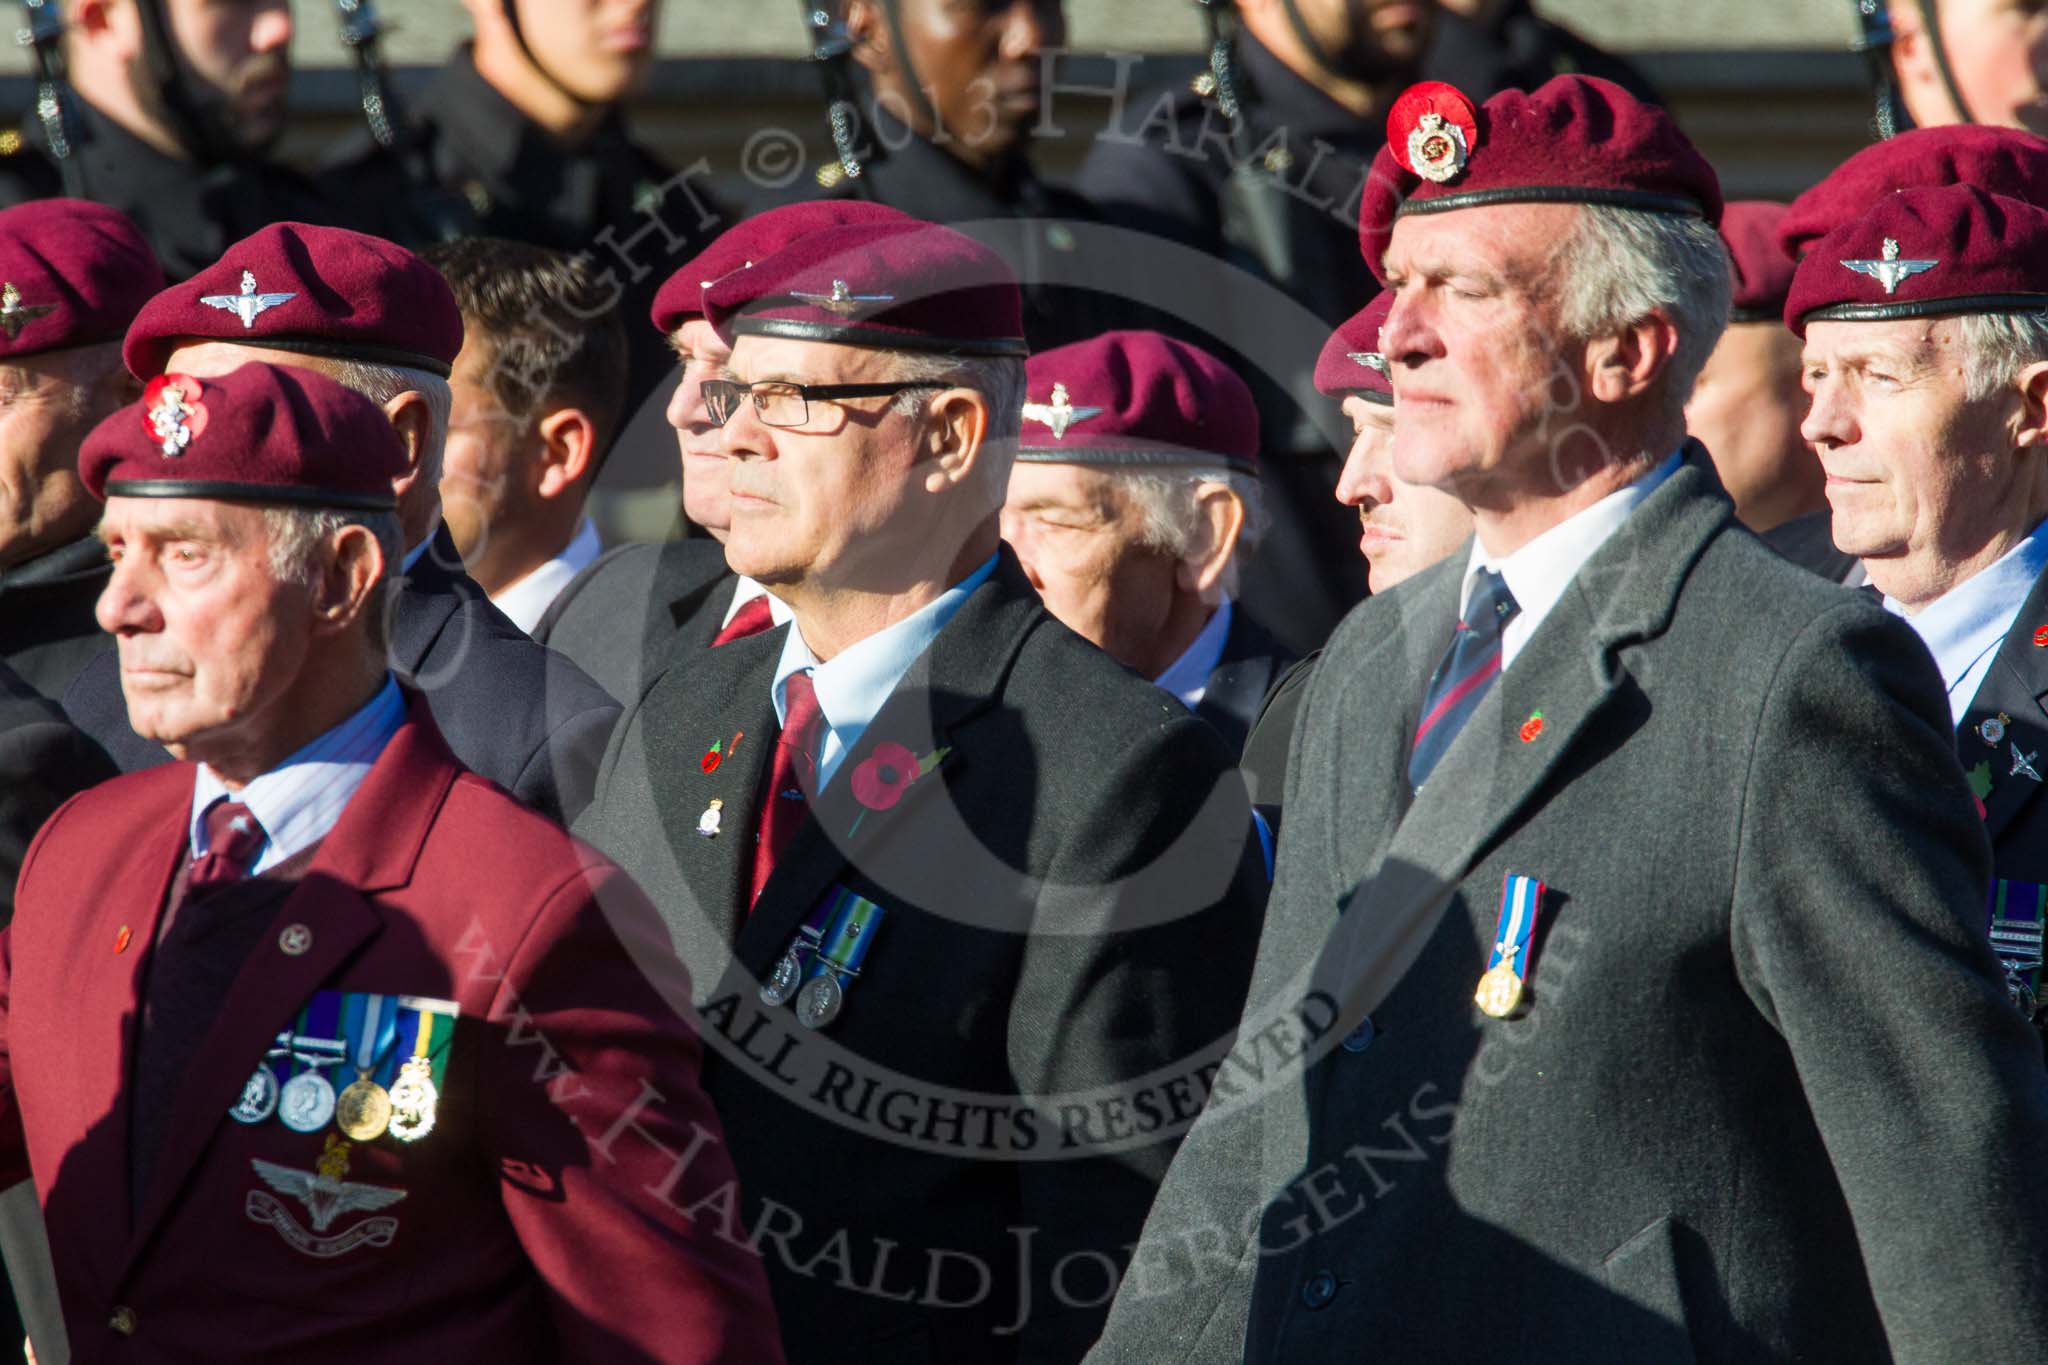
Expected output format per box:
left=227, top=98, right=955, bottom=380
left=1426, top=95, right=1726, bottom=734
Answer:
left=1784, top=184, right=2048, bottom=336
left=650, top=200, right=911, bottom=334
left=1314, top=292, right=1395, bottom=404
left=1016, top=329, right=1259, bottom=474
left=0, top=199, right=163, bottom=358
left=81, top=361, right=408, bottom=512
left=1721, top=201, right=1796, bottom=323
left=703, top=219, right=1026, bottom=357
left=123, top=222, right=465, bottom=380
left=1360, top=75, right=1722, bottom=284
left=1777, top=126, right=2048, bottom=261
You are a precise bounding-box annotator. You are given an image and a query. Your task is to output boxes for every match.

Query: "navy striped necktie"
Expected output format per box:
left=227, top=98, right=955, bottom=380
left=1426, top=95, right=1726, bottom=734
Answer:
left=1409, top=568, right=1520, bottom=792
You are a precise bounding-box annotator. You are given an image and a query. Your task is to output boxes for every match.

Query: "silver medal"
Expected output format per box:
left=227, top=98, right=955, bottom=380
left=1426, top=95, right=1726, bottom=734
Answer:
left=229, top=1066, right=279, bottom=1124
left=278, top=1070, right=336, bottom=1133
left=759, top=951, right=804, bottom=1007
left=795, top=973, right=844, bottom=1030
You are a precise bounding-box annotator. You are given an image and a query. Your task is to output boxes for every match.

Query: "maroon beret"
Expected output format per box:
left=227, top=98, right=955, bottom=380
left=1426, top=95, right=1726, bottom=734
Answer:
left=704, top=219, right=1025, bottom=357
left=1721, top=201, right=1795, bottom=323
left=0, top=199, right=162, bottom=359
left=1784, top=184, right=2048, bottom=336
left=1360, top=75, right=1722, bottom=282
left=1016, top=330, right=1259, bottom=474
left=1314, top=292, right=1394, bottom=404
left=81, top=361, right=406, bottom=512
left=1778, top=126, right=2048, bottom=261
left=650, top=200, right=911, bottom=334
left=123, top=222, right=464, bottom=380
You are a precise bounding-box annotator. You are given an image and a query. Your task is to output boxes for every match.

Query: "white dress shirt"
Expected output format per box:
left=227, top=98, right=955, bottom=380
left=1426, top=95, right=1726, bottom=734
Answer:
left=188, top=676, right=405, bottom=874
left=1462, top=451, right=1682, bottom=671
left=771, top=556, right=999, bottom=789
left=722, top=573, right=794, bottom=631
left=1153, top=596, right=1235, bottom=711
left=1884, top=518, right=2048, bottom=726
left=491, top=519, right=603, bottom=635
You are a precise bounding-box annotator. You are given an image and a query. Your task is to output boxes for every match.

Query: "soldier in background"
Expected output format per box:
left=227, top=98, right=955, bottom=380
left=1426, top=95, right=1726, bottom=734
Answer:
left=324, top=0, right=722, bottom=415
left=0, top=0, right=331, bottom=281
left=812, top=0, right=1120, bottom=352
left=1885, top=0, right=2048, bottom=133
left=423, top=238, right=627, bottom=636
left=0, top=200, right=160, bottom=701
left=1076, top=0, right=1434, bottom=656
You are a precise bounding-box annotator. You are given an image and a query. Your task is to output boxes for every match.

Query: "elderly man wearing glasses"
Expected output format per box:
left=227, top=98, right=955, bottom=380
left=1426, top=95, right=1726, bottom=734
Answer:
left=575, top=218, right=1269, bottom=1365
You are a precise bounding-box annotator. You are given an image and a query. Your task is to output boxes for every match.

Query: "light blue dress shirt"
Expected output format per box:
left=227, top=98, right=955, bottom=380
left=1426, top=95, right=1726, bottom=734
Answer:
left=1885, top=518, right=2048, bottom=726
left=1152, top=596, right=1235, bottom=711
left=771, top=555, right=999, bottom=789
left=188, top=676, right=405, bottom=874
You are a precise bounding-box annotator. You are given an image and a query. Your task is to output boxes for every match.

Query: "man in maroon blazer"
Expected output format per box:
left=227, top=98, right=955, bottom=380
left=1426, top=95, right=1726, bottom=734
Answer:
left=2, top=361, right=782, bottom=1361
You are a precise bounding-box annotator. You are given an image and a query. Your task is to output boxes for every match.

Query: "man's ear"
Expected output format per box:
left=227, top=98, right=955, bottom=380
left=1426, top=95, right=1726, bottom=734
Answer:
left=534, top=407, right=601, bottom=500
left=1175, top=481, right=1246, bottom=599
left=382, top=392, right=435, bottom=501
left=845, top=1, right=893, bottom=78
left=313, top=524, right=386, bottom=636
left=1584, top=312, right=1680, bottom=406
left=921, top=388, right=990, bottom=494
left=2012, top=360, right=2048, bottom=450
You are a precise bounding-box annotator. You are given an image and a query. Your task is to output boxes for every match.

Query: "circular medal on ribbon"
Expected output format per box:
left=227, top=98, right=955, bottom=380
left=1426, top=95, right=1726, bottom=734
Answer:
left=795, top=973, right=845, bottom=1030
left=228, top=1066, right=279, bottom=1124
left=278, top=1070, right=337, bottom=1133
left=336, top=1078, right=394, bottom=1141
left=1473, top=963, right=1524, bottom=1019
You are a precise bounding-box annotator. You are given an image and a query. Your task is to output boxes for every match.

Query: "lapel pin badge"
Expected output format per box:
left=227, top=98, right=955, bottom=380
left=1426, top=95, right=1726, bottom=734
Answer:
left=2034, top=624, right=2048, bottom=648
left=696, top=798, right=724, bottom=838
left=1518, top=710, right=1545, bottom=743
left=2012, top=743, right=2043, bottom=783
left=1981, top=712, right=2012, bottom=746
left=112, top=924, right=132, bottom=954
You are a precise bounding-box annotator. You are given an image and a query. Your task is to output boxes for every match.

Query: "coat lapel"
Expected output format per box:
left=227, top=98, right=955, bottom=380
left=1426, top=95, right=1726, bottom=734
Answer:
left=644, top=629, right=783, bottom=951
left=67, top=787, right=189, bottom=1262
left=1959, top=564, right=2048, bottom=839
left=1322, top=461, right=1732, bottom=1017
left=120, top=695, right=460, bottom=1273
left=388, top=525, right=475, bottom=675
left=734, top=559, right=1044, bottom=978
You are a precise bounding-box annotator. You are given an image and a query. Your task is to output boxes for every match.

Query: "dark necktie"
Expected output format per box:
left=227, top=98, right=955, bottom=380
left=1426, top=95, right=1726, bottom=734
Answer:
left=713, top=594, right=776, bottom=647
left=749, top=670, right=825, bottom=908
left=1409, top=568, right=1521, bottom=792
left=188, top=799, right=267, bottom=893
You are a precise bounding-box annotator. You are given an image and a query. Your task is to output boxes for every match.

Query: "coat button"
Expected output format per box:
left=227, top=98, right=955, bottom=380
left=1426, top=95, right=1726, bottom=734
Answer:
left=1340, top=1019, right=1377, bottom=1053
left=1301, top=1271, right=1339, bottom=1311
left=108, top=1305, right=137, bottom=1335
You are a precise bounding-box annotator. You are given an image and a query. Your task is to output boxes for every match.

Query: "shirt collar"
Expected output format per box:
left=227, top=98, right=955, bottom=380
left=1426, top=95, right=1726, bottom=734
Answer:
left=771, top=556, right=999, bottom=785
left=725, top=574, right=794, bottom=630
left=490, top=519, right=602, bottom=634
left=1153, top=597, right=1235, bottom=711
left=1463, top=450, right=1683, bottom=628
left=189, top=675, right=405, bottom=874
left=1885, top=518, right=2048, bottom=693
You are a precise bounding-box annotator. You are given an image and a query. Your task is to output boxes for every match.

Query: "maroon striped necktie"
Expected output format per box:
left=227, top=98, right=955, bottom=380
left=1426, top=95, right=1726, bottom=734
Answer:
left=748, top=670, right=825, bottom=908
left=189, top=799, right=267, bottom=892
left=1408, top=568, right=1520, bottom=792
left=713, top=594, right=776, bottom=647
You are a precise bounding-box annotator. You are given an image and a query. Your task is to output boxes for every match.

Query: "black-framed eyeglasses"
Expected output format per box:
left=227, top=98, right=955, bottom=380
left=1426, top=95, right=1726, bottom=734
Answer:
left=701, top=378, right=944, bottom=429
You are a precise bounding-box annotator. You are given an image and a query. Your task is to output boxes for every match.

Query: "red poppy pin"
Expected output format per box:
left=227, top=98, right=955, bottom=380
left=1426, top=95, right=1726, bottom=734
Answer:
left=848, top=741, right=950, bottom=835
left=2034, top=624, right=2048, bottom=648
left=1519, top=710, right=1545, bottom=743
left=142, top=373, right=208, bottom=457
left=701, top=729, right=744, bottom=773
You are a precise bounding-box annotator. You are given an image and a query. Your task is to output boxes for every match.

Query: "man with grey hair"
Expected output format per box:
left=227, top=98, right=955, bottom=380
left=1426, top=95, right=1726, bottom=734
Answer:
left=1089, top=76, right=2048, bottom=1363
left=1001, top=331, right=1294, bottom=753
left=577, top=219, right=1268, bottom=1363
left=62, top=222, right=618, bottom=826
left=1794, top=181, right=2048, bottom=1022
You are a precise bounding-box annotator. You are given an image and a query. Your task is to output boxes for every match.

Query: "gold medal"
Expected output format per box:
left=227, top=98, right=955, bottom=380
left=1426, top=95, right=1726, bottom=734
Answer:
left=388, top=1056, right=439, bottom=1142
left=1474, top=962, right=1524, bottom=1018
left=336, top=1075, right=393, bottom=1141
